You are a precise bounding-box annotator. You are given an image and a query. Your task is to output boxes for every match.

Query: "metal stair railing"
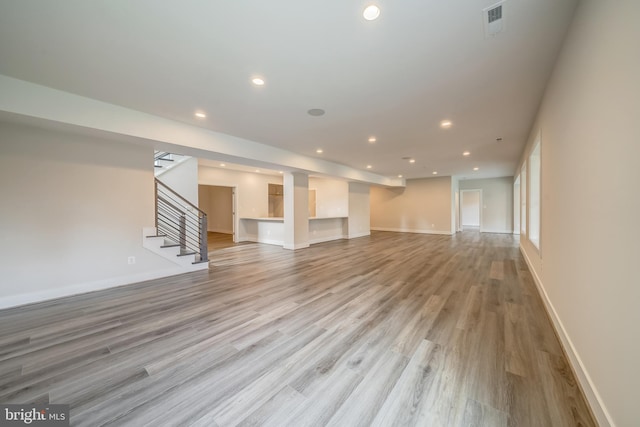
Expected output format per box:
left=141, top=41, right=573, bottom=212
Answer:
left=154, top=178, right=208, bottom=263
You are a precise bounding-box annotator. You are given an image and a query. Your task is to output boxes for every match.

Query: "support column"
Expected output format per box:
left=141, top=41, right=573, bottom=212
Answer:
left=347, top=182, right=371, bottom=239
left=283, top=172, right=309, bottom=250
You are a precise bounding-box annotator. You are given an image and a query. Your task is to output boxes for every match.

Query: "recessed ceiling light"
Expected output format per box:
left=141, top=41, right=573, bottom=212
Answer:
left=473, top=167, right=479, bottom=171
left=251, top=77, right=265, bottom=86
left=194, top=112, right=206, bottom=118
left=316, top=149, right=323, bottom=154
left=398, top=174, right=403, bottom=178
left=220, top=163, right=226, bottom=167
left=463, top=151, right=470, bottom=156
left=409, top=159, right=416, bottom=163
left=432, top=171, right=438, bottom=175
left=440, top=120, right=453, bottom=129
left=255, top=169, right=261, bottom=173
left=308, top=108, right=325, bottom=116
left=363, top=5, right=380, bottom=21
left=366, top=165, right=372, bottom=169
left=368, top=136, right=376, bottom=143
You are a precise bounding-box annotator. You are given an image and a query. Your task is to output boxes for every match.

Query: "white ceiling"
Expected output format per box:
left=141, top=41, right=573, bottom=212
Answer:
left=0, top=0, right=578, bottom=180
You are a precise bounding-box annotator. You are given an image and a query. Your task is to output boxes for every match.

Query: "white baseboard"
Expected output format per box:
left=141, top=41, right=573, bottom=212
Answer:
left=371, top=227, right=453, bottom=235
left=480, top=229, right=513, bottom=234
left=519, top=246, right=613, bottom=427
left=283, top=242, right=310, bottom=250
left=208, top=228, right=233, bottom=234
left=244, top=236, right=284, bottom=247
left=309, top=234, right=347, bottom=245
left=347, top=231, right=371, bottom=239
left=0, top=264, right=208, bottom=310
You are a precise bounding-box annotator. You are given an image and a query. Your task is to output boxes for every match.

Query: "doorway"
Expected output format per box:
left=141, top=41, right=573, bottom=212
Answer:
left=460, top=189, right=482, bottom=231
left=198, top=185, right=236, bottom=250
left=513, top=176, right=521, bottom=235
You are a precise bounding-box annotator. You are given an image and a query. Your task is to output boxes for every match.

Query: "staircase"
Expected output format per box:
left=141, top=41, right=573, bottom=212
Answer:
left=143, top=176, right=209, bottom=269
left=154, top=151, right=190, bottom=177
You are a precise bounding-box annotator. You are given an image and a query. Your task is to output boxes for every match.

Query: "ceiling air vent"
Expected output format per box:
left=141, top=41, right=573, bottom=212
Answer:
left=483, top=1, right=506, bottom=37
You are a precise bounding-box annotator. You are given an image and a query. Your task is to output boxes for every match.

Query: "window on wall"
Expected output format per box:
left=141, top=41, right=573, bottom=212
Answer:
left=529, top=138, right=541, bottom=249
left=520, top=163, right=527, bottom=236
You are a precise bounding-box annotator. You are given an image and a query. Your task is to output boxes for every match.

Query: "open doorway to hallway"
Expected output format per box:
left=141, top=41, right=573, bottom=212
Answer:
left=460, top=189, right=482, bottom=231
left=198, top=185, right=236, bottom=251
left=513, top=175, right=521, bottom=235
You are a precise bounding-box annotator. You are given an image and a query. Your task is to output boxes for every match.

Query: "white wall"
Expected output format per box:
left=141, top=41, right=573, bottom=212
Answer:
left=0, top=121, right=179, bottom=308
left=461, top=190, right=480, bottom=227
left=157, top=156, right=199, bottom=205
left=516, top=2, right=640, bottom=425
left=451, top=176, right=460, bottom=233
left=513, top=178, right=520, bottom=235
left=347, top=182, right=371, bottom=239
left=460, top=177, right=513, bottom=233
left=309, top=177, right=348, bottom=218
left=370, top=177, right=453, bottom=234
left=198, top=185, right=233, bottom=234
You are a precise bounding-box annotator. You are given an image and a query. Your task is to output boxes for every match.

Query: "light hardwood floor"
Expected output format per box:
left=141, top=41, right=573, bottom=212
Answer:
left=207, top=232, right=242, bottom=252
left=0, top=231, right=595, bottom=426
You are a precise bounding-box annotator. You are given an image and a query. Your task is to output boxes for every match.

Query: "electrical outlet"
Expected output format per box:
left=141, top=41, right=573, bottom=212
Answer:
left=128, top=256, right=136, bottom=265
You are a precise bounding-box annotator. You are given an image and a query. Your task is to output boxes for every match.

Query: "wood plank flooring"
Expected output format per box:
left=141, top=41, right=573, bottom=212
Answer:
left=207, top=232, right=242, bottom=252
left=0, top=231, right=596, bottom=426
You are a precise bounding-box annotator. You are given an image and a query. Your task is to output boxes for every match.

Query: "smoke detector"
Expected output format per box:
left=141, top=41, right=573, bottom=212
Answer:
left=483, top=1, right=506, bottom=37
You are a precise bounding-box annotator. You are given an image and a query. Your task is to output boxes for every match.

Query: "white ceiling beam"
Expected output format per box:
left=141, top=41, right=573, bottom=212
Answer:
left=0, top=74, right=404, bottom=187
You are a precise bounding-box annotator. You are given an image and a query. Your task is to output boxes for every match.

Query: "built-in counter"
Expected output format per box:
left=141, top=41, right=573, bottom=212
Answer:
left=239, top=217, right=347, bottom=246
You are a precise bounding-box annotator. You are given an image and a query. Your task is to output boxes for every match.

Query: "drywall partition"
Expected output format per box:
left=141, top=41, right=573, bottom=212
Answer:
left=515, top=2, right=640, bottom=425
left=460, top=177, right=513, bottom=233
left=370, top=176, right=453, bottom=234
left=451, top=176, right=459, bottom=233
left=461, top=190, right=480, bottom=227
left=283, top=172, right=310, bottom=250
left=157, top=156, right=199, bottom=206
left=347, top=182, right=370, bottom=239
left=308, top=177, right=348, bottom=218
left=198, top=185, right=233, bottom=234
left=0, top=121, right=181, bottom=308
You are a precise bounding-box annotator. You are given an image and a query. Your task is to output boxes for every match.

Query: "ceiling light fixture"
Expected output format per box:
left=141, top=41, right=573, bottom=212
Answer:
left=220, top=163, right=226, bottom=167
left=363, top=5, right=381, bottom=21
left=398, top=174, right=403, bottom=178
left=463, top=151, right=470, bottom=156
left=473, top=167, right=479, bottom=171
left=440, top=120, right=453, bottom=129
left=251, top=77, right=265, bottom=86
left=195, top=112, right=206, bottom=118
left=255, top=169, right=261, bottom=173
left=316, top=149, right=323, bottom=154
left=432, top=171, right=438, bottom=175
left=409, top=159, right=416, bottom=163
left=279, top=171, right=283, bottom=174
left=366, top=165, right=372, bottom=169
left=368, top=136, right=376, bottom=143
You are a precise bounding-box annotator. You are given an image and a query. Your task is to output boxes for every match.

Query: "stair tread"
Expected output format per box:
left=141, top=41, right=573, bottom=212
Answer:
left=177, top=250, right=197, bottom=257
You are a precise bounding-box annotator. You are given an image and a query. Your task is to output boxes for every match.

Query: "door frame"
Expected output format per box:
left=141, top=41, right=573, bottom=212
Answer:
left=460, top=189, right=483, bottom=232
